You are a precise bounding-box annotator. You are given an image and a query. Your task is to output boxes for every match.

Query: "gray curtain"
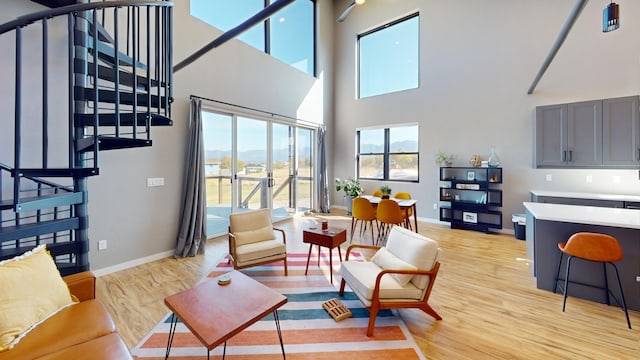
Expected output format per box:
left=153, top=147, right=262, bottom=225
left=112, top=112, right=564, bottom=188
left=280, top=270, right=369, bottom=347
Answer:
left=174, top=98, right=207, bottom=257
left=316, top=126, right=330, bottom=213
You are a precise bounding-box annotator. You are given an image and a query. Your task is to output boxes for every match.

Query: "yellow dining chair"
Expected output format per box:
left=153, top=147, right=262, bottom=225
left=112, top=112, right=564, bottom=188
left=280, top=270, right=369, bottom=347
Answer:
left=394, top=192, right=413, bottom=230
left=351, top=197, right=378, bottom=244
left=372, top=189, right=383, bottom=198
left=376, top=199, right=405, bottom=244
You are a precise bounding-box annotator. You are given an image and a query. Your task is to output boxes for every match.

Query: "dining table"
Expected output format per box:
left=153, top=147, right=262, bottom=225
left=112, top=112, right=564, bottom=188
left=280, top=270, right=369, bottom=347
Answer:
left=361, top=195, right=418, bottom=232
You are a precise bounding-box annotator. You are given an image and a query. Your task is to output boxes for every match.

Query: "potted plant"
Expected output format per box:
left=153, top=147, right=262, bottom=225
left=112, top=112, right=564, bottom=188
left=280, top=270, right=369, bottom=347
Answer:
left=335, top=178, right=364, bottom=214
left=435, top=151, right=456, bottom=166
left=380, top=185, right=392, bottom=199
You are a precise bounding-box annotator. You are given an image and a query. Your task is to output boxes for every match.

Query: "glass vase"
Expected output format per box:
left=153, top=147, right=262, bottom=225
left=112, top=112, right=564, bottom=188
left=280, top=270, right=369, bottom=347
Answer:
left=488, top=146, right=500, bottom=168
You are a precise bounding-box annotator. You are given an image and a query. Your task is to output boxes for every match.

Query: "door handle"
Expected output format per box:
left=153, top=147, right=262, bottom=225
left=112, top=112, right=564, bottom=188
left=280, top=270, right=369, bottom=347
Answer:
left=568, top=150, right=573, bottom=162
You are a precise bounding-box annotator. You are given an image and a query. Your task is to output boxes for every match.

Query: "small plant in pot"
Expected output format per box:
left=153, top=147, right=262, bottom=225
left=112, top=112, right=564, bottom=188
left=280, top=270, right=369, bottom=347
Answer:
left=335, top=178, right=364, bottom=214
left=435, top=151, right=456, bottom=166
left=380, top=185, right=392, bottom=199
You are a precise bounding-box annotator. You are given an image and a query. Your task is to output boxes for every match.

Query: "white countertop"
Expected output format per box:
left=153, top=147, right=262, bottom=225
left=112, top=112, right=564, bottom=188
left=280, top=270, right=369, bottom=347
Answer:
left=523, top=202, right=640, bottom=229
left=530, top=190, right=640, bottom=202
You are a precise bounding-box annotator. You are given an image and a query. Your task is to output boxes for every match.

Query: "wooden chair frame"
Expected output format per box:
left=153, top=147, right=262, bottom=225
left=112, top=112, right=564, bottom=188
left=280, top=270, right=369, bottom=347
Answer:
left=339, top=244, right=442, bottom=336
left=228, top=226, right=288, bottom=276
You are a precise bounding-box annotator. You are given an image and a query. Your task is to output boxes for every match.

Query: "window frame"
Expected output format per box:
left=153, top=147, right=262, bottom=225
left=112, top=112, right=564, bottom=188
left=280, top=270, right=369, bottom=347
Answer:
left=357, top=12, right=420, bottom=99
left=356, top=124, right=420, bottom=183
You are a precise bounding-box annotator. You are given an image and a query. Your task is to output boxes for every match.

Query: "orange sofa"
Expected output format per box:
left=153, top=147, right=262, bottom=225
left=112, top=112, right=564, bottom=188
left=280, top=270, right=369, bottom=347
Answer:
left=0, top=271, right=132, bottom=360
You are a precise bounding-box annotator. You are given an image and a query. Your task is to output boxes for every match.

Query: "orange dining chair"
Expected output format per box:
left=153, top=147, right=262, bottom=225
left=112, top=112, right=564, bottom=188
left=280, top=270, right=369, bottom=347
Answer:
left=394, top=192, right=413, bottom=230
left=372, top=189, right=383, bottom=198
left=350, top=197, right=378, bottom=244
left=376, top=199, right=405, bottom=245
left=553, top=232, right=631, bottom=329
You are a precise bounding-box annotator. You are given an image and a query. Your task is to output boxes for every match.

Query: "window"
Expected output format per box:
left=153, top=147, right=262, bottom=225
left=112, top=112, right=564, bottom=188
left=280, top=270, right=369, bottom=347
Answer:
left=190, top=0, right=316, bottom=76
left=358, top=13, right=419, bottom=98
left=357, top=125, right=419, bottom=182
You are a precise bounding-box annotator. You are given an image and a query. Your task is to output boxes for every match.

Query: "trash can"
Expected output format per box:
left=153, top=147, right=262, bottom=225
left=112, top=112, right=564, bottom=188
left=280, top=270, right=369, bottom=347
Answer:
left=512, top=213, right=526, bottom=240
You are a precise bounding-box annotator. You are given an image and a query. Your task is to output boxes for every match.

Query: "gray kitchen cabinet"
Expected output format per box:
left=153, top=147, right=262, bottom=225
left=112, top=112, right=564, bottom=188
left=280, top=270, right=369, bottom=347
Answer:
left=603, top=96, right=640, bottom=166
left=535, top=96, right=640, bottom=168
left=535, top=100, right=601, bottom=167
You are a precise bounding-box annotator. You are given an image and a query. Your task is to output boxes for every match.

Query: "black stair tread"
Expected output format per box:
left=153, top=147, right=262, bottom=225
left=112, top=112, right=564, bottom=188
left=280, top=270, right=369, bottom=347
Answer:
left=15, top=168, right=99, bottom=178
left=76, top=136, right=152, bottom=153
left=0, top=218, right=80, bottom=243
left=0, top=240, right=84, bottom=262
left=85, top=13, right=115, bottom=44
left=75, top=86, right=169, bottom=109
left=75, top=112, right=172, bottom=127
left=75, top=59, right=163, bottom=91
left=1, top=193, right=79, bottom=211
left=75, top=30, right=148, bottom=71
left=14, top=192, right=84, bottom=213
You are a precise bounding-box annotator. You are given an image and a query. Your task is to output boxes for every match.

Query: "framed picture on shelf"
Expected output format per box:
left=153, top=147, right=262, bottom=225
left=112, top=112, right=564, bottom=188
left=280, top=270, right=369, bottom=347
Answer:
left=467, top=171, right=475, bottom=181
left=463, top=211, right=478, bottom=223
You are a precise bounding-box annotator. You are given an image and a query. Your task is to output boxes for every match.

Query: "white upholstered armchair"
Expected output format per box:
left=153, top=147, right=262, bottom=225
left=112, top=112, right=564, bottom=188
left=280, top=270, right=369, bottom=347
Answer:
left=339, top=226, right=442, bottom=336
left=228, top=208, right=288, bottom=275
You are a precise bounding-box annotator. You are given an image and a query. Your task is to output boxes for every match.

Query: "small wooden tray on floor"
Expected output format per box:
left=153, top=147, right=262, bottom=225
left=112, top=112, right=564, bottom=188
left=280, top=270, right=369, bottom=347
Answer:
left=322, top=298, right=352, bottom=321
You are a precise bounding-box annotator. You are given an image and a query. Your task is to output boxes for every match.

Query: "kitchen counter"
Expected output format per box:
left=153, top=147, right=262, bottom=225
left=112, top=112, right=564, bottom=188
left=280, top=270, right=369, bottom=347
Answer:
left=530, top=190, right=640, bottom=202
left=523, top=201, right=640, bottom=311
left=523, top=201, right=640, bottom=229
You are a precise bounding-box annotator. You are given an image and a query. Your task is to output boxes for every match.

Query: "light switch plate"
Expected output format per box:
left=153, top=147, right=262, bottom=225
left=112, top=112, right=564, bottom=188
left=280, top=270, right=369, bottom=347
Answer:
left=147, top=177, right=165, bottom=187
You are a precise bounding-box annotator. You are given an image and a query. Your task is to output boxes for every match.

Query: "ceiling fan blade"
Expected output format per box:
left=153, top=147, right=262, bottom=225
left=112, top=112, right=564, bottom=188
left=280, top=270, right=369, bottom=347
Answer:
left=337, top=1, right=356, bottom=23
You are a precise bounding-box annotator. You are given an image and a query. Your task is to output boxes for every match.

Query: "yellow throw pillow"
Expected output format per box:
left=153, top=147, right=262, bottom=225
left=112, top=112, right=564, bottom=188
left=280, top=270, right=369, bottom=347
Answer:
left=0, top=245, right=76, bottom=352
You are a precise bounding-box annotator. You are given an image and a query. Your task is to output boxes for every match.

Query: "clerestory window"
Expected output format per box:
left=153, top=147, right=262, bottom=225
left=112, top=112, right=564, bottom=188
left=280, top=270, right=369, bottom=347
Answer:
left=358, top=13, right=419, bottom=98
left=190, top=0, right=316, bottom=76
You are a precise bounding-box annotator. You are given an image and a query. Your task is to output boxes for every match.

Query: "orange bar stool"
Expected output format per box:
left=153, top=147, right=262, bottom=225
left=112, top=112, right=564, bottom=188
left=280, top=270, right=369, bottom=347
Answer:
left=553, top=232, right=631, bottom=329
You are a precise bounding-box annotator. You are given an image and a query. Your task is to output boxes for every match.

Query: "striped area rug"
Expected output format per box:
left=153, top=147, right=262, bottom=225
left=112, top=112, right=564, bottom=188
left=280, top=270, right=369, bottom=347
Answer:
left=132, top=251, right=426, bottom=360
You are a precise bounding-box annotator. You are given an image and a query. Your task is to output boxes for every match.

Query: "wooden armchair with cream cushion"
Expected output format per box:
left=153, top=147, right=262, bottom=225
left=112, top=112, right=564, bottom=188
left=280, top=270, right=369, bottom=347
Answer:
left=339, top=226, right=442, bottom=336
left=228, top=208, right=288, bottom=275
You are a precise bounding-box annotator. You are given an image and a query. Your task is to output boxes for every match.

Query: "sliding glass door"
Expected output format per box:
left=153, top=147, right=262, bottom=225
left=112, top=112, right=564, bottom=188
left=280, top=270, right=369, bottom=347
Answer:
left=202, top=107, right=315, bottom=236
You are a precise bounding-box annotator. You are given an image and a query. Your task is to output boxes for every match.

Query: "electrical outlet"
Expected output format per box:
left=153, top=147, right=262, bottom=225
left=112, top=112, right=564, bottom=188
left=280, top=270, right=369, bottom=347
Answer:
left=98, top=240, right=107, bottom=251
left=147, top=177, right=165, bottom=187
left=545, top=174, right=552, bottom=182
left=433, top=203, right=438, bottom=210
left=613, top=176, right=621, bottom=184
left=586, top=175, right=593, bottom=183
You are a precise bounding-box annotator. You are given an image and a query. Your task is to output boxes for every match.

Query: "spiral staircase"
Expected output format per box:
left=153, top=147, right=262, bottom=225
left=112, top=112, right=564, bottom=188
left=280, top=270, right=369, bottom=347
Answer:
left=0, top=0, right=173, bottom=275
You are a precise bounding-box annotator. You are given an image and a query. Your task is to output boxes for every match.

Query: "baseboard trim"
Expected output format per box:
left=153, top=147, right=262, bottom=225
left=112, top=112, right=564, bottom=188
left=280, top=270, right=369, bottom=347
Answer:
left=92, top=249, right=175, bottom=277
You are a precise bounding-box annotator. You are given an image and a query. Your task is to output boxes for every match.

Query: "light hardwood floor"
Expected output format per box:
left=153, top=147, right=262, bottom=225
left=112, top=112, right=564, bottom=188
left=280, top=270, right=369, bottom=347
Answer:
left=96, top=211, right=640, bottom=359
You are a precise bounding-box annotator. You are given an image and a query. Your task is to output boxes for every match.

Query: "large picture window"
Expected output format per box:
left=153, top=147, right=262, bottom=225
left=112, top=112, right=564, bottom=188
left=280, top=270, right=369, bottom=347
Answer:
left=358, top=13, right=419, bottom=98
left=357, top=125, right=419, bottom=182
left=190, top=0, right=316, bottom=76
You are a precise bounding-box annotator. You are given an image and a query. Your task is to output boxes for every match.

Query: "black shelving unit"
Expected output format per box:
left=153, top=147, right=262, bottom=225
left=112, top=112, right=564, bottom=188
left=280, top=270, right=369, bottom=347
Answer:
left=439, top=167, right=502, bottom=233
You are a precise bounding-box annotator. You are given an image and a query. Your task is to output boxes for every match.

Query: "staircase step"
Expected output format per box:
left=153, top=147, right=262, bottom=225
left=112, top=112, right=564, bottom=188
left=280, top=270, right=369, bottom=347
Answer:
left=75, top=86, right=168, bottom=109
left=76, top=136, right=152, bottom=153
left=75, top=30, right=148, bottom=71
left=15, top=168, right=99, bottom=178
left=0, top=218, right=80, bottom=243
left=0, top=240, right=83, bottom=264
left=85, top=13, right=115, bottom=44
left=75, top=112, right=172, bottom=127
left=13, top=192, right=84, bottom=213
left=75, top=59, right=163, bottom=91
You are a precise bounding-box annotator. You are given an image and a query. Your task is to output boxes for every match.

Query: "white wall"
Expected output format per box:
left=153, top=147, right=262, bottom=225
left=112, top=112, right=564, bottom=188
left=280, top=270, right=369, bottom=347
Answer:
left=332, top=0, right=640, bottom=229
left=0, top=0, right=334, bottom=272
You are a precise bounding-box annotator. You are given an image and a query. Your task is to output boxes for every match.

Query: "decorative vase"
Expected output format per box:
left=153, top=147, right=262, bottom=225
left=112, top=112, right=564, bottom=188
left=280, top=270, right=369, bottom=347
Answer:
left=345, top=195, right=354, bottom=215
left=488, top=146, right=500, bottom=168
left=381, top=194, right=390, bottom=199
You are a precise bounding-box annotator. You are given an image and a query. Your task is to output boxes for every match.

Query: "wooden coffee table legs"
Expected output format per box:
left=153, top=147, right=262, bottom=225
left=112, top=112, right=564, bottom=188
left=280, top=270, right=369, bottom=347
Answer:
left=164, top=310, right=286, bottom=360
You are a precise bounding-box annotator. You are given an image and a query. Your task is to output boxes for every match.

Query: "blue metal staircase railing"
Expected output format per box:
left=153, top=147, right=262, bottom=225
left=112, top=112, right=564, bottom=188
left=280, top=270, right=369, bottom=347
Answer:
left=0, top=0, right=173, bottom=275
